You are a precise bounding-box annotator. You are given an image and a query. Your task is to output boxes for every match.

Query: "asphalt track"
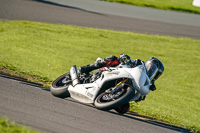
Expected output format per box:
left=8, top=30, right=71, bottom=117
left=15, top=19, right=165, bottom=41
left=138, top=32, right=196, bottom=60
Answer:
left=0, top=0, right=200, bottom=39
left=0, top=74, right=190, bottom=133
left=0, top=0, right=197, bottom=132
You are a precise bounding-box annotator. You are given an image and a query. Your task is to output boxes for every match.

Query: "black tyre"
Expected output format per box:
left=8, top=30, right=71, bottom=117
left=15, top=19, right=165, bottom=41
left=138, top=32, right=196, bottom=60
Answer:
left=50, top=73, right=72, bottom=98
left=94, top=85, right=135, bottom=111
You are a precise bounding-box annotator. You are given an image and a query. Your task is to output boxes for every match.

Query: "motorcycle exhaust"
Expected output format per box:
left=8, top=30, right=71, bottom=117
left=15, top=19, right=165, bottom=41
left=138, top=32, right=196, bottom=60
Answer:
left=70, top=65, right=80, bottom=86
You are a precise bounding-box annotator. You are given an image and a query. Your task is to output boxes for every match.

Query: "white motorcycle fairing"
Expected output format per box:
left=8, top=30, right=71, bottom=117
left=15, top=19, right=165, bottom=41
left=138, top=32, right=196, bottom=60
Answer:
left=68, top=63, right=151, bottom=104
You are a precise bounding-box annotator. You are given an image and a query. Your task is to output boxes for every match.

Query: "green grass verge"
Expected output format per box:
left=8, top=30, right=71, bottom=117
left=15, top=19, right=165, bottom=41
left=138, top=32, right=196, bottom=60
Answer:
left=0, top=20, right=200, bottom=132
left=0, top=117, right=38, bottom=133
left=102, top=0, right=200, bottom=14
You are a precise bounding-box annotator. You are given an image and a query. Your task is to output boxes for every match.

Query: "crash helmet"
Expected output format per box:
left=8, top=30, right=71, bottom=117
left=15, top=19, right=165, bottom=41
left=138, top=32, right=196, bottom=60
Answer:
left=145, top=57, right=164, bottom=82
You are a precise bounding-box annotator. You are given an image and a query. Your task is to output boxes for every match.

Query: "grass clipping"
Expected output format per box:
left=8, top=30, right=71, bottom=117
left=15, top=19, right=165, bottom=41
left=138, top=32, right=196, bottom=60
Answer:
left=0, top=20, right=200, bottom=132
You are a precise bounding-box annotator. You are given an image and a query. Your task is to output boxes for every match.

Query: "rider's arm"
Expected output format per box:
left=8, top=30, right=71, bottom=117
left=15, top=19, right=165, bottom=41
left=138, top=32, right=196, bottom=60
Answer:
left=133, top=59, right=142, bottom=66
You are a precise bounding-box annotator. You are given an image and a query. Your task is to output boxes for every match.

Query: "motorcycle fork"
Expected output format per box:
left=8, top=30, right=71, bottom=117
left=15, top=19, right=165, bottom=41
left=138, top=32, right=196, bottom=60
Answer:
left=106, top=78, right=128, bottom=94
left=116, top=78, right=128, bottom=86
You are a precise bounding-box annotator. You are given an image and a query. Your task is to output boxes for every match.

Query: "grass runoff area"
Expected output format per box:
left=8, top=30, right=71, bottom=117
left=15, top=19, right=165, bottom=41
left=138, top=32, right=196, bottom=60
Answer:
left=0, top=20, right=200, bottom=132
left=102, top=0, right=200, bottom=14
left=0, top=117, right=38, bottom=133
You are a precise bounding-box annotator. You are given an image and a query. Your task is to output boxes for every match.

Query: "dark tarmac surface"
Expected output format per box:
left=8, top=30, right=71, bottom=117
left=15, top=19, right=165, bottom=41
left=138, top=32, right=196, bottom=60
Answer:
left=0, top=0, right=200, bottom=39
left=0, top=74, right=190, bottom=133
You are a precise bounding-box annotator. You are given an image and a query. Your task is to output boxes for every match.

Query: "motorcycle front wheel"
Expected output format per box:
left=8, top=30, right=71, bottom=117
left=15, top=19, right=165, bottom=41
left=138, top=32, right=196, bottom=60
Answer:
left=94, top=86, right=135, bottom=111
left=50, top=73, right=72, bottom=98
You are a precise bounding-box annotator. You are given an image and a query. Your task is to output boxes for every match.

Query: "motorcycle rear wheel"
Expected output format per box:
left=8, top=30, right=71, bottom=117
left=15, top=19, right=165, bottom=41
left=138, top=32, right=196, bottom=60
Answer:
left=94, top=86, right=135, bottom=111
left=50, top=73, right=72, bottom=98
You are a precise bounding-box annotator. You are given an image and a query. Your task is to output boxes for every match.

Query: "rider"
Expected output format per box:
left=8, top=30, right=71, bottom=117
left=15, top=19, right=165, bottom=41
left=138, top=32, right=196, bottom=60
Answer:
left=79, top=54, right=140, bottom=73
left=79, top=54, right=164, bottom=102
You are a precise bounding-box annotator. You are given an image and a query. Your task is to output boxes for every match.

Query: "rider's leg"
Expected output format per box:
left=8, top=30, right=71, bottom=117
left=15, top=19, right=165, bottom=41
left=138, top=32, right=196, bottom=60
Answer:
left=79, top=60, right=106, bottom=74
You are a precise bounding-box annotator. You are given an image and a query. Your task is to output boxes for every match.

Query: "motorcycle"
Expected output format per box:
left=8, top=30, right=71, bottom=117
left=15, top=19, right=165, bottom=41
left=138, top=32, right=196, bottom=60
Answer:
left=50, top=62, right=151, bottom=113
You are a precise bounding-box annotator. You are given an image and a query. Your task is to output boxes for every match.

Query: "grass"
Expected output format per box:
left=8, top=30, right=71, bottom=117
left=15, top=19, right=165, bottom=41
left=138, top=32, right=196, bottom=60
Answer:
left=102, top=0, right=200, bottom=14
left=0, top=20, right=200, bottom=132
left=0, top=117, right=38, bottom=133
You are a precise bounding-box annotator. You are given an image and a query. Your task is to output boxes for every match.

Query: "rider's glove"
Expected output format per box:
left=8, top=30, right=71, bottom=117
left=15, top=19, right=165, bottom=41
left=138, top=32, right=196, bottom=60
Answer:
left=119, top=54, right=131, bottom=65
left=150, top=81, right=156, bottom=91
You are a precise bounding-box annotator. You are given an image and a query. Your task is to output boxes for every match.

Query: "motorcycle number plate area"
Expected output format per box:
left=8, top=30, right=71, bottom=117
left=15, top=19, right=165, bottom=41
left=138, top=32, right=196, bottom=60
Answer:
left=68, top=84, right=99, bottom=104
